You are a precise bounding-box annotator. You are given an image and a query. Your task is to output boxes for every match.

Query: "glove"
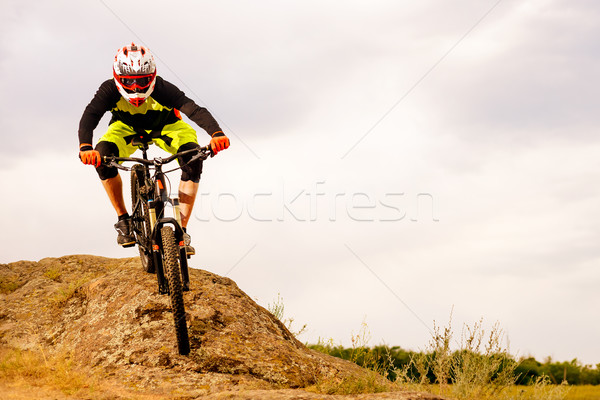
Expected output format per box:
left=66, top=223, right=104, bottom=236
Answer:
left=79, top=144, right=101, bottom=167
left=210, top=132, right=230, bottom=155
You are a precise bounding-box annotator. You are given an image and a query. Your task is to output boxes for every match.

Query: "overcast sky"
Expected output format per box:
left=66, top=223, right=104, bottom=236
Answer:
left=2, top=0, right=599, bottom=366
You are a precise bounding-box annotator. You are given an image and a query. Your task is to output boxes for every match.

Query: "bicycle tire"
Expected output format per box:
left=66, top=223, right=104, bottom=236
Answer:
left=131, top=164, right=154, bottom=273
left=161, top=226, right=190, bottom=355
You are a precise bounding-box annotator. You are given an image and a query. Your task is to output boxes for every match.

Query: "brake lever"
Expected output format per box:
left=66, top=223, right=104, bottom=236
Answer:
left=102, top=156, right=129, bottom=171
left=111, top=162, right=129, bottom=171
left=188, top=151, right=210, bottom=163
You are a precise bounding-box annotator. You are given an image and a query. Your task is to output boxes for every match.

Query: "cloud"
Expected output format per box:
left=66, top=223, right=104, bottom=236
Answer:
left=2, top=0, right=600, bottom=365
left=420, top=0, right=600, bottom=145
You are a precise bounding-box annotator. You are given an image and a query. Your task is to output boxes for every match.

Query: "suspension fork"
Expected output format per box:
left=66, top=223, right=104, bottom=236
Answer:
left=149, top=215, right=191, bottom=293
left=149, top=164, right=166, bottom=293
left=149, top=198, right=167, bottom=294
left=149, top=167, right=190, bottom=293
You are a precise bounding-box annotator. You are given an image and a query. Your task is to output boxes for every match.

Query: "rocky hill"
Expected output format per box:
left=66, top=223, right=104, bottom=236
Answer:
left=0, top=255, right=442, bottom=399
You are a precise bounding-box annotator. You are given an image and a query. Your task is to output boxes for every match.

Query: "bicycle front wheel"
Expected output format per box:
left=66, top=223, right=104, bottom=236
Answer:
left=160, top=226, right=190, bottom=356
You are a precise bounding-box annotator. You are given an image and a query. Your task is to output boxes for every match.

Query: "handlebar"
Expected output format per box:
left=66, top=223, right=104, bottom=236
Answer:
left=102, top=145, right=212, bottom=171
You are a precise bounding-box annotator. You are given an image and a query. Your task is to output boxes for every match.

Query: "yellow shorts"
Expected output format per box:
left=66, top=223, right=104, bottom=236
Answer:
left=97, top=119, right=198, bottom=157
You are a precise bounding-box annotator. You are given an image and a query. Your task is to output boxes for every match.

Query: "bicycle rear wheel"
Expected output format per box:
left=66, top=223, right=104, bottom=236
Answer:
left=161, top=226, right=190, bottom=355
left=131, top=164, right=154, bottom=273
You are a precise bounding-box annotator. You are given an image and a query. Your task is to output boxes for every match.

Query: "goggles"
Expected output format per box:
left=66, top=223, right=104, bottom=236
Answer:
left=117, top=73, right=155, bottom=92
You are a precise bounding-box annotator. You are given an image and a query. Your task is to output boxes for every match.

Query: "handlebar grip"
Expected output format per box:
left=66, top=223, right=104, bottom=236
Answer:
left=201, top=144, right=215, bottom=157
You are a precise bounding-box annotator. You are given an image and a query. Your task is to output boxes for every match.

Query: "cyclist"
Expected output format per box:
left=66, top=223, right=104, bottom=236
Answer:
left=78, top=43, right=229, bottom=255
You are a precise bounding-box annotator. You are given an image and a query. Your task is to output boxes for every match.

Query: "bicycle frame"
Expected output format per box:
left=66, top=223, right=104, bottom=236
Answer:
left=104, top=140, right=210, bottom=294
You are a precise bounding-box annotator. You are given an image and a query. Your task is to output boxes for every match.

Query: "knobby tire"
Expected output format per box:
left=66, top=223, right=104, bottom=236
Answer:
left=160, top=226, right=190, bottom=355
left=131, top=165, right=154, bottom=273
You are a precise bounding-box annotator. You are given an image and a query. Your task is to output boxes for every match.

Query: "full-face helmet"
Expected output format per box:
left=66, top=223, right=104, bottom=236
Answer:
left=113, top=43, right=156, bottom=107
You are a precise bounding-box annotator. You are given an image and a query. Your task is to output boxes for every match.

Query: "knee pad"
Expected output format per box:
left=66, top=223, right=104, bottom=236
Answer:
left=178, top=142, right=203, bottom=183
left=95, top=141, right=120, bottom=180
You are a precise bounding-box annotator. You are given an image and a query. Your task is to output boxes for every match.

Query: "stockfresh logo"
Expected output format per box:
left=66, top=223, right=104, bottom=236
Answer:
left=193, top=181, right=439, bottom=223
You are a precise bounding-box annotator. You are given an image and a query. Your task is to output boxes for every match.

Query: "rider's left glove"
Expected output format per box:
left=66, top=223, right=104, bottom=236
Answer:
left=210, top=132, right=230, bottom=155
left=79, top=144, right=101, bottom=168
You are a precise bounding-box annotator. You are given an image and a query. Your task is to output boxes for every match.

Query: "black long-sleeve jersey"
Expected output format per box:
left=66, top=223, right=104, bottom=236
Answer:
left=78, top=76, right=222, bottom=146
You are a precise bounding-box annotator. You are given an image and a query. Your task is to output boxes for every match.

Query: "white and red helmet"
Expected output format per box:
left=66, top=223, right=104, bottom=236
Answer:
left=113, top=43, right=157, bottom=107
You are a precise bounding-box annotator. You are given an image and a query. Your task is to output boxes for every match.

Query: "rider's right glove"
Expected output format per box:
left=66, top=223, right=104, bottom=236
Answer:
left=79, top=144, right=101, bottom=168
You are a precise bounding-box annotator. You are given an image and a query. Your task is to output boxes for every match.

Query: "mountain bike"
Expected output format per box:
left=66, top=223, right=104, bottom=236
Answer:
left=103, top=135, right=211, bottom=356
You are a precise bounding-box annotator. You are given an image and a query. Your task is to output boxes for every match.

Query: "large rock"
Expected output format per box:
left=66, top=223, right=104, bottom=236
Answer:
left=0, top=255, right=443, bottom=399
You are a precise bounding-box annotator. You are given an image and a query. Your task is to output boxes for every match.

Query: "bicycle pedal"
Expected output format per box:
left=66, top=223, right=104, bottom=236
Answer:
left=122, top=243, right=136, bottom=248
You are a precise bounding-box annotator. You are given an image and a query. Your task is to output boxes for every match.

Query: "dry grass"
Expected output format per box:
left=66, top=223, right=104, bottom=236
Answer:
left=0, top=276, right=22, bottom=294
left=312, top=371, right=394, bottom=395
left=43, top=266, right=62, bottom=281
left=394, top=316, right=571, bottom=400
left=0, top=346, right=96, bottom=396
left=310, top=322, right=397, bottom=395
left=563, top=385, right=600, bottom=400
left=48, top=274, right=96, bottom=308
left=499, top=376, right=571, bottom=400
left=0, top=346, right=172, bottom=399
left=267, top=292, right=307, bottom=338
